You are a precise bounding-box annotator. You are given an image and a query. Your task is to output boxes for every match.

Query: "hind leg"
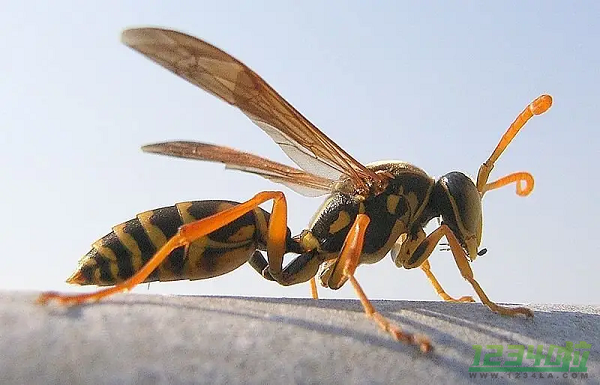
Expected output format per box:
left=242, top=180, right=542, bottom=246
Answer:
left=38, top=191, right=289, bottom=305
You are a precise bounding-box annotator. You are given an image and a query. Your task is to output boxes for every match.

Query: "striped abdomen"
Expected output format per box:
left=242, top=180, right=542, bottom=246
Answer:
left=68, top=200, right=271, bottom=286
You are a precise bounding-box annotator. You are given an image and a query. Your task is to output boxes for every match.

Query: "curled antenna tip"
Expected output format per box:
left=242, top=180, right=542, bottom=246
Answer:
left=530, top=94, right=553, bottom=115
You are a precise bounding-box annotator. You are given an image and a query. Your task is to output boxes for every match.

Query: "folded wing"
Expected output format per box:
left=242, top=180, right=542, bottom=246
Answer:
left=143, top=141, right=334, bottom=197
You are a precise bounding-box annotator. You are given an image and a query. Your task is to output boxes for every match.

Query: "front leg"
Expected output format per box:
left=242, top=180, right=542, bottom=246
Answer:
left=392, top=228, right=474, bottom=303
left=420, top=260, right=475, bottom=303
left=442, top=225, right=533, bottom=317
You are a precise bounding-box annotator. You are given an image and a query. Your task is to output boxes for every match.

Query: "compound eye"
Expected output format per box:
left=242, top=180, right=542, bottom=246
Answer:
left=439, top=172, right=483, bottom=248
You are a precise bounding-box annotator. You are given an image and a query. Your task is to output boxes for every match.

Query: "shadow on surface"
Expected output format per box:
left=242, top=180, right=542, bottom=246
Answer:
left=38, top=293, right=599, bottom=382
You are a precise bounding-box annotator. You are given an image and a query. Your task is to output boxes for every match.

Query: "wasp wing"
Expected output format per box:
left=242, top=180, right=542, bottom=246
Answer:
left=121, top=27, right=383, bottom=193
left=143, top=141, right=334, bottom=197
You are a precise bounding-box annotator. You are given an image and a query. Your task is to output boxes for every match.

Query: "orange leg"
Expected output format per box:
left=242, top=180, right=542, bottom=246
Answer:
left=420, top=260, right=474, bottom=303
left=442, top=225, right=533, bottom=317
left=38, top=191, right=288, bottom=306
left=249, top=250, right=319, bottom=299
left=392, top=228, right=473, bottom=302
left=309, top=277, right=319, bottom=299
left=335, top=214, right=432, bottom=353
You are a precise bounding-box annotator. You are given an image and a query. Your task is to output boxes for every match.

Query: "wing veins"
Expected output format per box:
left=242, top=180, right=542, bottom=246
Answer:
left=122, top=28, right=385, bottom=193
left=142, top=141, right=334, bottom=197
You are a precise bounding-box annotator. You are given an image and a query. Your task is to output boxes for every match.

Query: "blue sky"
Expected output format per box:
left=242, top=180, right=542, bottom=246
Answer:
left=1, top=2, right=598, bottom=304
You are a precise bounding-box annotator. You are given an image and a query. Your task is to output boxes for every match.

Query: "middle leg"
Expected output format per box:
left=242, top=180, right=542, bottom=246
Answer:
left=330, top=214, right=432, bottom=353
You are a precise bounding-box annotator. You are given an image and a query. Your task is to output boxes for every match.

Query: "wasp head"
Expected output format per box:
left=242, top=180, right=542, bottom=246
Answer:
left=433, top=172, right=483, bottom=261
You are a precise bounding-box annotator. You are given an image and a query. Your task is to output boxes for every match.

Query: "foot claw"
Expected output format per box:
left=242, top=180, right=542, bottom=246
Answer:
left=512, top=307, right=534, bottom=318
left=444, top=295, right=476, bottom=303
left=36, top=292, right=57, bottom=305
left=494, top=305, right=534, bottom=318
left=417, top=339, right=433, bottom=354
left=385, top=321, right=432, bottom=353
left=37, top=291, right=90, bottom=306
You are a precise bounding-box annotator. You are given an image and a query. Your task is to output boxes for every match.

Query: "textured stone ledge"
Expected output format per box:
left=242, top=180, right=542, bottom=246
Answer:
left=1, top=291, right=598, bottom=384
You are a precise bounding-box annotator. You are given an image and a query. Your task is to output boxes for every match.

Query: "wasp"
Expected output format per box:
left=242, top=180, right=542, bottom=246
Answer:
left=38, top=28, right=552, bottom=353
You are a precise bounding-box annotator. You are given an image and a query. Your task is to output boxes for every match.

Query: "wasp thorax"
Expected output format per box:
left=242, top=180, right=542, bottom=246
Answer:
left=434, top=172, right=483, bottom=260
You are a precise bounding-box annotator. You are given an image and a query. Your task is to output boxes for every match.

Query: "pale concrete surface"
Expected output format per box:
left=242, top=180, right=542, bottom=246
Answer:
left=1, top=291, right=598, bottom=384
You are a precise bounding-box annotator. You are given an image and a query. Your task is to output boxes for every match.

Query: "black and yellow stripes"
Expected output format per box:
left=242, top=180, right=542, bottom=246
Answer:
left=67, top=200, right=271, bottom=286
